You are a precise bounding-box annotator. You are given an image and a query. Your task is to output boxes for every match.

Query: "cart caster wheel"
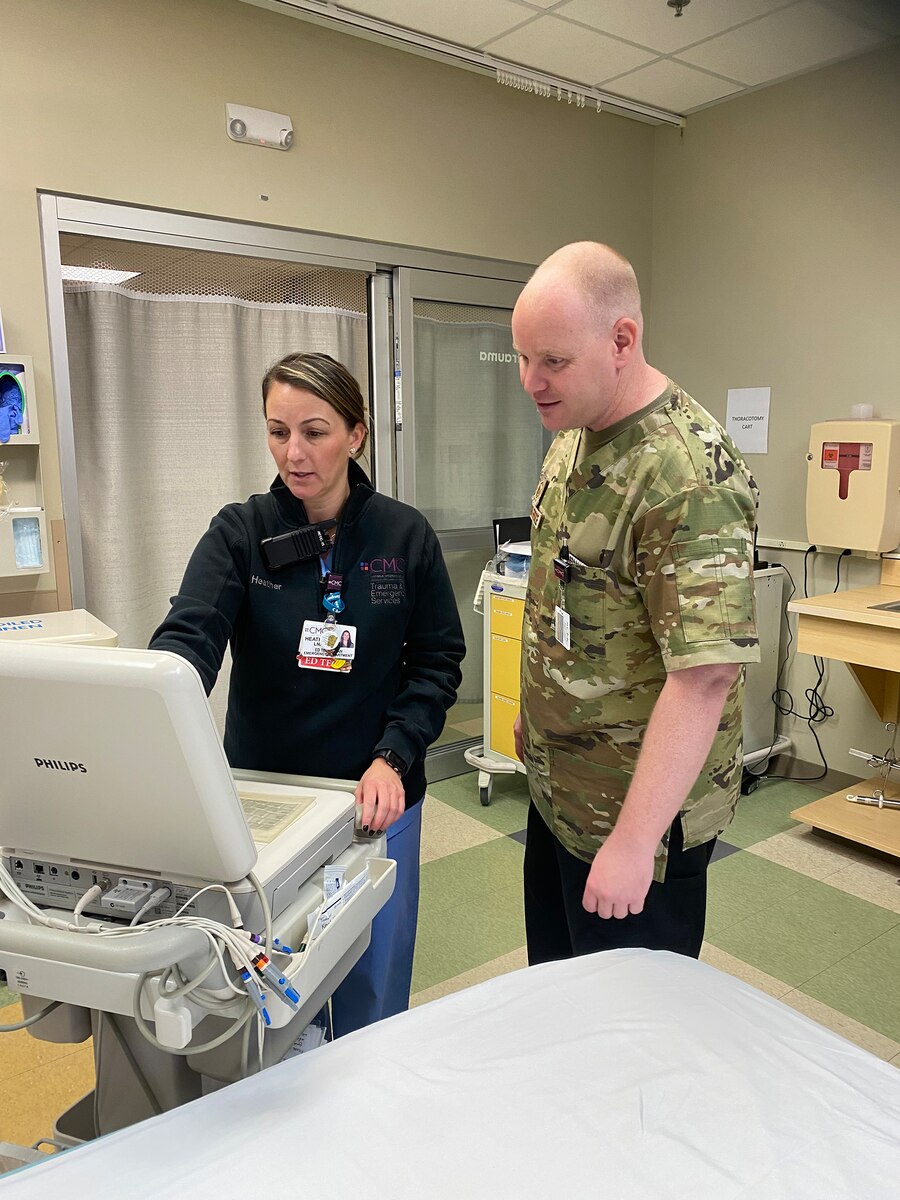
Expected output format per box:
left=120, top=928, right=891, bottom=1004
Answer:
left=480, top=784, right=492, bottom=807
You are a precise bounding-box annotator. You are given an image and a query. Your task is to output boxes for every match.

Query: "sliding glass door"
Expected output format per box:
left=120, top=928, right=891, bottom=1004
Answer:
left=393, top=269, right=542, bottom=777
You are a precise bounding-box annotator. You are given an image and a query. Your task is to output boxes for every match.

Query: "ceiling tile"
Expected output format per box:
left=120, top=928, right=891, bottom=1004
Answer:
left=559, top=0, right=787, bottom=55
left=676, top=1, right=888, bottom=85
left=342, top=0, right=536, bottom=46
left=604, top=59, right=745, bottom=112
left=816, top=0, right=900, bottom=37
left=484, top=14, right=656, bottom=84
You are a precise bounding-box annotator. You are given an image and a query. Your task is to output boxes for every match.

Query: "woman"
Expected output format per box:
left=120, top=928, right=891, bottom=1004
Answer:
left=332, top=628, right=354, bottom=658
left=150, top=351, right=465, bottom=1034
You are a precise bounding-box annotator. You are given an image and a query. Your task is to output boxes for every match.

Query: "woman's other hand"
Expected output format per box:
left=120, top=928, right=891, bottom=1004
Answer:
left=355, top=758, right=406, bottom=833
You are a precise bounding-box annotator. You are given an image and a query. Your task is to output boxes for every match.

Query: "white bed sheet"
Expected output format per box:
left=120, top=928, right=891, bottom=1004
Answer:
left=3, top=949, right=899, bottom=1198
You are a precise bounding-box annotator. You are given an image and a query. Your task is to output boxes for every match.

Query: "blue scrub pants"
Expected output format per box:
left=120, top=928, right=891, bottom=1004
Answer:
left=329, top=797, right=423, bottom=1037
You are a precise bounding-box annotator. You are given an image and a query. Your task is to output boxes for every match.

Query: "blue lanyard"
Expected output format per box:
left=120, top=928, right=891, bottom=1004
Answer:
left=320, top=549, right=345, bottom=614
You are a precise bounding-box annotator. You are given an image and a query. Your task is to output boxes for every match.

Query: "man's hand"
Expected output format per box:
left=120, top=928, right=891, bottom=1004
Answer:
left=582, top=833, right=656, bottom=919
left=513, top=713, right=524, bottom=762
left=355, top=758, right=406, bottom=833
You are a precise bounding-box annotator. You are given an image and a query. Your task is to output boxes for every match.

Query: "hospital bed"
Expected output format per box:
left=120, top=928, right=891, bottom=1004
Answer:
left=1, top=947, right=898, bottom=1197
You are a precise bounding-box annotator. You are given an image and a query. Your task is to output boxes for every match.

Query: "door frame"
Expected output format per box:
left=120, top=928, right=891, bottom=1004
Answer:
left=38, top=193, right=533, bottom=607
left=391, top=269, right=529, bottom=781
left=39, top=196, right=537, bottom=782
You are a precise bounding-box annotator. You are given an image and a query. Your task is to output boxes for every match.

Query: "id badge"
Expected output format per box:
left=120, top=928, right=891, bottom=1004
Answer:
left=297, top=620, right=358, bottom=673
left=554, top=605, right=571, bottom=650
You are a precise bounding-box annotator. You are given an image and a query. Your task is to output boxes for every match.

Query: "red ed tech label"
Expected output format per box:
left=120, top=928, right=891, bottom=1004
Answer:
left=821, top=441, right=873, bottom=500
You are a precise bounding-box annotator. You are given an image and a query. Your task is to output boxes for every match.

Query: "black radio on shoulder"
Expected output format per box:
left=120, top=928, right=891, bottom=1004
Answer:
left=260, top=520, right=337, bottom=571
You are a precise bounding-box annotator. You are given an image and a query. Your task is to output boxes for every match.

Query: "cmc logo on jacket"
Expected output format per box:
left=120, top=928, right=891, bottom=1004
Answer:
left=361, top=555, right=406, bottom=605
left=369, top=557, right=405, bottom=575
left=33, top=759, right=88, bottom=773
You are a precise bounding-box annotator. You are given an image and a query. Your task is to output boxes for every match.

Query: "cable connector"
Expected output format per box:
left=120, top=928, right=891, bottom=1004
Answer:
left=239, top=968, right=271, bottom=1026
left=129, top=886, right=173, bottom=927
left=251, top=953, right=301, bottom=1010
left=223, top=887, right=244, bottom=929
left=74, top=879, right=110, bottom=922
left=246, top=931, right=294, bottom=953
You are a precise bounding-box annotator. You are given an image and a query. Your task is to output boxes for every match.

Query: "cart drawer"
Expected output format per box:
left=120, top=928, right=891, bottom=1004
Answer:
left=490, top=692, right=520, bottom=760
left=490, top=633, right=521, bottom=699
left=489, top=594, right=525, bottom=640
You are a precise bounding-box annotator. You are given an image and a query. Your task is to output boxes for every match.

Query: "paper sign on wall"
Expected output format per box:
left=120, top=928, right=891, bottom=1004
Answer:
left=726, top=387, right=770, bottom=454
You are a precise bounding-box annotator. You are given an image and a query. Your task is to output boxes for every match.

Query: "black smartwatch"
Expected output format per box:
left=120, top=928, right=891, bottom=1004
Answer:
left=378, top=749, right=407, bottom=777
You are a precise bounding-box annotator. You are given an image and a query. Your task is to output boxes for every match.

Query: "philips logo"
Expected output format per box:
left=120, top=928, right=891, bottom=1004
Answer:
left=34, top=759, right=87, bottom=773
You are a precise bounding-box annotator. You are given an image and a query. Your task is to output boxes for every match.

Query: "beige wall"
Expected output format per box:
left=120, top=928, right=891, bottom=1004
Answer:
left=650, top=43, right=900, bottom=773
left=0, top=0, right=653, bottom=609
left=3, top=0, right=897, bottom=778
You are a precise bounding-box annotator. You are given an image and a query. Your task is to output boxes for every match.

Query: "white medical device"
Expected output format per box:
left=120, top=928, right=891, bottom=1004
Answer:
left=0, top=642, right=355, bottom=928
left=0, top=642, right=396, bottom=1136
left=806, top=418, right=900, bottom=553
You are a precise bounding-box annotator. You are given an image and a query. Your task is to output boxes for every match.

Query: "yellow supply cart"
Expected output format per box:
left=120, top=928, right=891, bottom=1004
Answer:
left=465, top=570, right=527, bottom=805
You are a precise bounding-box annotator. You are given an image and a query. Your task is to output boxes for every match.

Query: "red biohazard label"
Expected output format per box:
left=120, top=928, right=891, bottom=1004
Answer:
left=820, top=442, right=873, bottom=499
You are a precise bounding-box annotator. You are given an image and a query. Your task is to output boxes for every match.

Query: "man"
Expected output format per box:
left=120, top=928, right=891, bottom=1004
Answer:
left=511, top=242, right=759, bottom=963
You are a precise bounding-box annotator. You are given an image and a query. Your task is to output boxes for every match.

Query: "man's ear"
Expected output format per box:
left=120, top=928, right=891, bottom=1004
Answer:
left=612, top=318, right=639, bottom=361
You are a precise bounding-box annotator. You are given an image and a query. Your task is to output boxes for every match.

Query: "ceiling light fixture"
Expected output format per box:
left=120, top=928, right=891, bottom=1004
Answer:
left=243, top=0, right=684, bottom=127
left=61, top=266, right=141, bottom=285
left=667, top=0, right=691, bottom=16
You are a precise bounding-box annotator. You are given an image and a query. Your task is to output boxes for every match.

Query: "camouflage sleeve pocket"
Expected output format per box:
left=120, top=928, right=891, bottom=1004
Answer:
left=670, top=537, right=755, bottom=646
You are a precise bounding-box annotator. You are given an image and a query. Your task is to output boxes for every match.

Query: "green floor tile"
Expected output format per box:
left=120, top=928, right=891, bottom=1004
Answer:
left=412, top=883, right=526, bottom=993
left=0, top=982, right=17, bottom=1010
left=709, top=869, right=898, bottom=988
left=726, top=779, right=829, bottom=848
left=706, top=851, right=808, bottom=937
left=428, top=769, right=530, bottom=835
left=419, top=836, right=524, bottom=911
left=799, top=926, right=900, bottom=1043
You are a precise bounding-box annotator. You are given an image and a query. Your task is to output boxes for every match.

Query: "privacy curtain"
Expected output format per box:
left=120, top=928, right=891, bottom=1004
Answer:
left=64, top=284, right=367, bottom=726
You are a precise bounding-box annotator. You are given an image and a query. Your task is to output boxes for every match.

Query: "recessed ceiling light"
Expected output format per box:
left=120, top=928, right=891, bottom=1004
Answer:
left=61, top=265, right=141, bottom=285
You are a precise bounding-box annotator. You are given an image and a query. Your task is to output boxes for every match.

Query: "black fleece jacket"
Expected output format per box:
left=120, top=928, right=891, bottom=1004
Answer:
left=150, top=462, right=465, bottom=806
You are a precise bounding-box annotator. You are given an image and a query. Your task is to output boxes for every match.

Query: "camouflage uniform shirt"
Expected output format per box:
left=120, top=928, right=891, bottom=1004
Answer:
left=521, top=380, right=760, bottom=880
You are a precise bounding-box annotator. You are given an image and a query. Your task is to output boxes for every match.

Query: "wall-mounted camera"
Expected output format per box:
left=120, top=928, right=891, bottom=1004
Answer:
left=225, top=103, right=294, bottom=151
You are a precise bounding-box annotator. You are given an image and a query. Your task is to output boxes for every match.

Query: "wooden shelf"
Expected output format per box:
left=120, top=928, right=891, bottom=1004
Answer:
left=788, top=582, right=900, bottom=719
left=792, top=776, right=900, bottom=860
left=789, top=560, right=900, bottom=858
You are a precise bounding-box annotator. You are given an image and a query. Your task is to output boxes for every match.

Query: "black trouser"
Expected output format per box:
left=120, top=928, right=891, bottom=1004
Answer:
left=523, top=801, right=716, bottom=965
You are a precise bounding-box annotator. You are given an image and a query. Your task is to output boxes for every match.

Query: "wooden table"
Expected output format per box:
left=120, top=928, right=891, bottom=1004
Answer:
left=787, top=558, right=900, bottom=859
